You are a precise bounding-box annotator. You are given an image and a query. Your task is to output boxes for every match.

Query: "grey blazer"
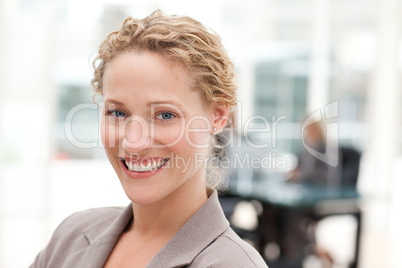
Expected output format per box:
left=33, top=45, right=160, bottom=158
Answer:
left=30, top=190, right=268, bottom=268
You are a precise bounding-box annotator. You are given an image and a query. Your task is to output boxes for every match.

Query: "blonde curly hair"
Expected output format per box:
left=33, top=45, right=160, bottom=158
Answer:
left=91, top=10, right=237, bottom=188
left=91, top=9, right=237, bottom=109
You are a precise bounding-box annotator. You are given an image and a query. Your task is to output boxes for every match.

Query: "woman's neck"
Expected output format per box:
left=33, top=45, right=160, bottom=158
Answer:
left=129, top=178, right=209, bottom=238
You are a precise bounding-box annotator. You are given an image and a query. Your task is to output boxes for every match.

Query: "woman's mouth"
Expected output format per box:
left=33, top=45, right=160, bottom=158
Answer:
left=121, top=157, right=169, bottom=173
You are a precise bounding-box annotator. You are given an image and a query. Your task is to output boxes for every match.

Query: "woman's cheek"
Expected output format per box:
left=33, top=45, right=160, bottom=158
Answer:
left=100, top=117, right=107, bottom=147
left=186, top=131, right=210, bottom=149
left=101, top=118, right=120, bottom=149
left=184, top=119, right=212, bottom=149
left=152, top=125, right=185, bottom=147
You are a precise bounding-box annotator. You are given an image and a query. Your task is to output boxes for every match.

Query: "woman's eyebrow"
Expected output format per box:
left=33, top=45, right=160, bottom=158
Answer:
left=147, top=101, right=187, bottom=112
left=104, top=99, right=188, bottom=114
left=104, top=99, right=126, bottom=106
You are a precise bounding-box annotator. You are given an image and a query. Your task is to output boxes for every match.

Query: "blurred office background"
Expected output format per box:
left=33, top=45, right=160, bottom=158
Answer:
left=0, top=0, right=401, bottom=267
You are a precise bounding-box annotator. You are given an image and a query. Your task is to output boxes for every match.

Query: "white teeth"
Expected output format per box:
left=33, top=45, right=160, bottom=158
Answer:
left=125, top=159, right=167, bottom=172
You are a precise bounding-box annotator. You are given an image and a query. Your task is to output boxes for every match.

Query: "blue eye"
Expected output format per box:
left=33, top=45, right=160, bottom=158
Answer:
left=156, top=112, right=175, bottom=120
left=109, top=110, right=126, bottom=118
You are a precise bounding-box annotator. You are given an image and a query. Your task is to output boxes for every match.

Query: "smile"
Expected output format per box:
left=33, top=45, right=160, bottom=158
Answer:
left=121, top=157, right=169, bottom=173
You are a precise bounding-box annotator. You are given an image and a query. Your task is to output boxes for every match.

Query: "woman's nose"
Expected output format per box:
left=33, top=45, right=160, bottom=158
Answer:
left=122, top=115, right=151, bottom=152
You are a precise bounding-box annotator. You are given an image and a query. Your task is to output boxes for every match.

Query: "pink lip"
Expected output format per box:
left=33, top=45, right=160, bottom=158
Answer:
left=119, top=158, right=168, bottom=179
left=122, top=157, right=165, bottom=164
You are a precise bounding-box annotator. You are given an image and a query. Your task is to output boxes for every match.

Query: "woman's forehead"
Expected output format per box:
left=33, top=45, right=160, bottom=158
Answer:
left=102, top=51, right=211, bottom=110
left=104, top=51, right=192, bottom=87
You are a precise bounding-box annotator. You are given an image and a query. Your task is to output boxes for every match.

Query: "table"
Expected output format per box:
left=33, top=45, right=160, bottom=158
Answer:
left=221, top=173, right=362, bottom=268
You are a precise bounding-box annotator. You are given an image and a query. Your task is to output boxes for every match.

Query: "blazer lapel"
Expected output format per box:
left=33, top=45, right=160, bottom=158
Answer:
left=64, top=204, right=133, bottom=268
left=146, top=190, right=230, bottom=268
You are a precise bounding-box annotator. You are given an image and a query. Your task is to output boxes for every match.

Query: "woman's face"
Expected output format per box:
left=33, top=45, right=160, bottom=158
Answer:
left=101, top=51, right=225, bottom=205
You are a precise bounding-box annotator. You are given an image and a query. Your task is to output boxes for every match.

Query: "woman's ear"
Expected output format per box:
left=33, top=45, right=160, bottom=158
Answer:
left=212, top=104, right=228, bottom=134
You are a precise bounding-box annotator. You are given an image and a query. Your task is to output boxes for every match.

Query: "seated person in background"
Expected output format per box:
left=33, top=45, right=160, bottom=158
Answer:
left=338, top=146, right=361, bottom=190
left=289, top=121, right=361, bottom=190
left=281, top=121, right=361, bottom=266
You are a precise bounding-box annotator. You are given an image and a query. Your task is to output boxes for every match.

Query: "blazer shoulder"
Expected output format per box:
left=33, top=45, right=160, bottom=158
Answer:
left=191, top=228, right=268, bottom=268
left=51, top=206, right=126, bottom=238
left=30, top=206, right=127, bottom=268
left=61, top=206, right=125, bottom=228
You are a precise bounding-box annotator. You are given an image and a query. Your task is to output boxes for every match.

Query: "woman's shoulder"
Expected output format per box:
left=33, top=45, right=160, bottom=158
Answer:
left=44, top=206, right=128, bottom=250
left=61, top=206, right=125, bottom=225
left=30, top=206, right=129, bottom=268
left=53, top=206, right=126, bottom=235
left=191, top=227, right=268, bottom=268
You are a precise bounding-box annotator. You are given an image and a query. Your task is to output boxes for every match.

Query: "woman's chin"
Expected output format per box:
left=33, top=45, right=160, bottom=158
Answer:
left=122, top=183, right=170, bottom=206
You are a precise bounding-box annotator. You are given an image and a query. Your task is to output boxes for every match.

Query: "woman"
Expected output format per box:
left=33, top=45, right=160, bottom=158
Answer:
left=31, top=10, right=267, bottom=268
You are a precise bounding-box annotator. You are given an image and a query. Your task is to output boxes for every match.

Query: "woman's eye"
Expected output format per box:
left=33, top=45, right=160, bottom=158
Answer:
left=109, top=110, right=126, bottom=118
left=156, top=112, right=175, bottom=120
